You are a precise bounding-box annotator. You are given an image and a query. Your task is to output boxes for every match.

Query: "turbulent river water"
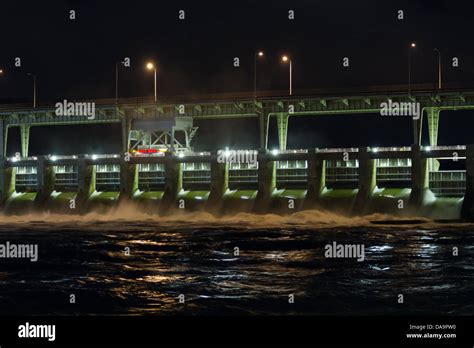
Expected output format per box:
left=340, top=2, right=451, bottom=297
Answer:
left=0, top=209, right=472, bottom=315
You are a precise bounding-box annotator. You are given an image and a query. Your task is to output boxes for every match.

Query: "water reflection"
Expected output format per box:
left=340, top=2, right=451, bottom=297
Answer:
left=0, top=224, right=472, bottom=315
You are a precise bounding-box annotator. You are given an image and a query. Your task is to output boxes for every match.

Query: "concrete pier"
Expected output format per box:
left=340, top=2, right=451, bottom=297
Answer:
left=254, top=150, right=276, bottom=213
left=160, top=153, right=182, bottom=211
left=206, top=154, right=228, bottom=212
left=353, top=147, right=376, bottom=215
left=77, top=156, right=95, bottom=212
left=461, top=145, right=474, bottom=220
left=303, top=150, right=325, bottom=209
left=34, top=156, right=55, bottom=206
left=408, top=145, right=430, bottom=212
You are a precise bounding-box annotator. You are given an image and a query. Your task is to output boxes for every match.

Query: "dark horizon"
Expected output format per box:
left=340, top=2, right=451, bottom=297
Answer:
left=1, top=0, right=474, bottom=155
left=2, top=0, right=474, bottom=101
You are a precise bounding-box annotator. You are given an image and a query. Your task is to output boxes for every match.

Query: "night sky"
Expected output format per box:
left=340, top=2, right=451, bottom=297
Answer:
left=1, top=0, right=474, bottom=155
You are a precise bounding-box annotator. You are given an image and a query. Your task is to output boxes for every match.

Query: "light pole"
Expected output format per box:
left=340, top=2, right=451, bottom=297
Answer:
left=254, top=51, right=264, bottom=99
left=434, top=48, right=442, bottom=89
left=282, top=55, right=292, bottom=96
left=27, top=73, right=37, bottom=108
left=408, top=42, right=416, bottom=96
left=146, top=62, right=157, bottom=102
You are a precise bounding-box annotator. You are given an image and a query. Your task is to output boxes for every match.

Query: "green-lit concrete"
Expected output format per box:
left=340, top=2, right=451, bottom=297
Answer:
left=303, top=152, right=325, bottom=209
left=177, top=190, right=210, bottom=211
left=317, top=188, right=359, bottom=215
left=222, top=189, right=258, bottom=213
left=132, top=190, right=164, bottom=213
left=461, top=145, right=474, bottom=220
left=160, top=154, right=182, bottom=211
left=271, top=189, right=307, bottom=214
left=367, top=188, right=412, bottom=215
left=254, top=151, right=276, bottom=213
left=0, top=145, right=472, bottom=219
left=353, top=147, right=376, bottom=215
left=4, top=192, right=37, bottom=214
left=86, top=191, right=121, bottom=212
left=422, top=196, right=463, bottom=220
left=44, top=191, right=78, bottom=213
left=207, top=160, right=227, bottom=213
left=408, top=145, right=430, bottom=212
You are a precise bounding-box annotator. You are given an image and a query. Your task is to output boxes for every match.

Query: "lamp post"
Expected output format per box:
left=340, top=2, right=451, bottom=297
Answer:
left=254, top=51, right=264, bottom=99
left=434, top=48, right=442, bottom=89
left=408, top=42, right=416, bottom=96
left=146, top=62, right=157, bottom=102
left=27, top=73, right=37, bottom=108
left=282, top=55, right=292, bottom=96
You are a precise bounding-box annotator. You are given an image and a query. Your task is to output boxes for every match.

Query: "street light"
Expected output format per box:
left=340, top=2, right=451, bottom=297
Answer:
left=282, top=55, right=292, bottom=96
left=434, top=48, right=442, bottom=89
left=408, top=42, right=416, bottom=96
left=254, top=51, right=264, bottom=99
left=146, top=62, right=157, bottom=102
left=0, top=69, right=3, bottom=75
left=27, top=73, right=37, bottom=108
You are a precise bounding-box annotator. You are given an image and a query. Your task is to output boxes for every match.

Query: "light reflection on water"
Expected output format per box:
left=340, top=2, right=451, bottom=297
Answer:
left=0, top=223, right=472, bottom=315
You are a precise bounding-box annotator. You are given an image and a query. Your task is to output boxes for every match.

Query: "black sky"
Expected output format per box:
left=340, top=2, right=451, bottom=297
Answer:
left=1, top=0, right=474, bottom=154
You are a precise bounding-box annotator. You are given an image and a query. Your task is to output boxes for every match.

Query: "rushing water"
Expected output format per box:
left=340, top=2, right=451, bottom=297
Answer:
left=0, top=212, right=473, bottom=316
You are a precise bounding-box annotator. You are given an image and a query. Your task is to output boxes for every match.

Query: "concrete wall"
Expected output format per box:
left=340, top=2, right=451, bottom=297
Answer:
left=0, top=146, right=471, bottom=219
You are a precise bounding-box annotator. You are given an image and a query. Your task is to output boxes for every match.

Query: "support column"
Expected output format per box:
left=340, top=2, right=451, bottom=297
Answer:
left=0, top=120, right=4, bottom=158
left=254, top=150, right=276, bottom=213
left=3, top=124, right=9, bottom=156
left=170, top=128, right=176, bottom=152
left=0, top=158, right=14, bottom=206
left=207, top=152, right=228, bottom=212
left=276, top=113, right=289, bottom=151
left=427, top=107, right=440, bottom=171
left=35, top=156, right=55, bottom=206
left=259, top=114, right=270, bottom=150
left=408, top=145, right=429, bottom=212
left=353, top=147, right=376, bottom=215
left=20, top=125, right=30, bottom=158
left=412, top=117, right=420, bottom=146
left=303, top=149, right=325, bottom=209
left=119, top=157, right=138, bottom=200
left=161, top=153, right=182, bottom=211
left=461, top=144, right=474, bottom=220
left=0, top=156, right=6, bottom=205
left=120, top=115, right=131, bottom=154
left=77, top=155, right=95, bottom=212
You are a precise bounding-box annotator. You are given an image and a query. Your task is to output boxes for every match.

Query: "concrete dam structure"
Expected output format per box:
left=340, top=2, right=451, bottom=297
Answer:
left=2, top=87, right=474, bottom=219
left=1, top=145, right=474, bottom=220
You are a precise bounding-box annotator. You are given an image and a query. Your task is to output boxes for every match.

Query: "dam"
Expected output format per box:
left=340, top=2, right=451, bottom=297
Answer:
left=2, top=87, right=474, bottom=219
left=0, top=144, right=473, bottom=220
